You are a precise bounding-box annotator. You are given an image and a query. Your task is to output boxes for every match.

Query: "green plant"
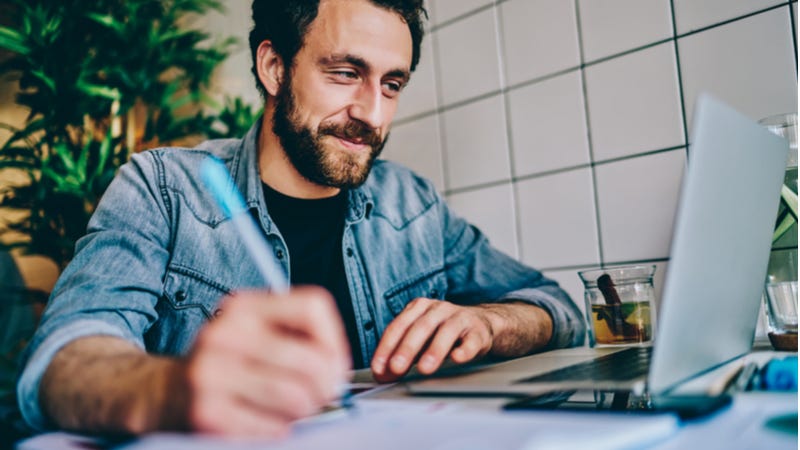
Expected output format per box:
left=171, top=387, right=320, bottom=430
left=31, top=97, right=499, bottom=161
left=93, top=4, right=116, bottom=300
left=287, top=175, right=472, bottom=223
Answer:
left=0, top=0, right=258, bottom=267
left=772, top=179, right=798, bottom=245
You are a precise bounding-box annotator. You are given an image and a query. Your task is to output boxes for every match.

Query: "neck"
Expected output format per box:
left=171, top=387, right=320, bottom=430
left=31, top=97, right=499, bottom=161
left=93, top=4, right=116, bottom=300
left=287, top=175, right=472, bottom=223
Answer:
left=257, top=109, right=341, bottom=200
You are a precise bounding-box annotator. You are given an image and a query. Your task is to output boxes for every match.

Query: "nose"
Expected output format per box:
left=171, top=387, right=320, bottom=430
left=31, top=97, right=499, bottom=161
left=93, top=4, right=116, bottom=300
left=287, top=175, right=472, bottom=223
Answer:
left=348, top=83, right=384, bottom=130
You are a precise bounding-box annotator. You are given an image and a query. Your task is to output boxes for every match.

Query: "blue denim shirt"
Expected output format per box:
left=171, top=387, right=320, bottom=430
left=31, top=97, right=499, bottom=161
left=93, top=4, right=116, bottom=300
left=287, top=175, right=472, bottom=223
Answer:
left=17, top=121, right=586, bottom=430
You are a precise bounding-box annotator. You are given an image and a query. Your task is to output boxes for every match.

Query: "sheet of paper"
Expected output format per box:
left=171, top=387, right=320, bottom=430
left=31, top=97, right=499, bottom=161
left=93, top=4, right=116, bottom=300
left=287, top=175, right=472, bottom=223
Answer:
left=107, top=399, right=679, bottom=450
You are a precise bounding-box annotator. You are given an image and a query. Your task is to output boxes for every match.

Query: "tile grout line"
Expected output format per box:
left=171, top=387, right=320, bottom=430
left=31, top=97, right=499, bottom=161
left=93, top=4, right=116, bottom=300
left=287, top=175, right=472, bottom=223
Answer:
left=493, top=0, right=526, bottom=261
left=540, top=257, right=671, bottom=274
left=789, top=1, right=798, bottom=73
left=397, top=2, right=790, bottom=128
left=669, top=0, right=690, bottom=158
left=442, top=146, right=687, bottom=197
left=573, top=0, right=606, bottom=268
left=429, top=23, right=451, bottom=194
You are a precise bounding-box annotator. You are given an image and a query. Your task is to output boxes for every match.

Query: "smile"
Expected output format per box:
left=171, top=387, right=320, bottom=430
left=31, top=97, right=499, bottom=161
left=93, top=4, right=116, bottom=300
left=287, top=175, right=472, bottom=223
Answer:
left=333, top=135, right=370, bottom=151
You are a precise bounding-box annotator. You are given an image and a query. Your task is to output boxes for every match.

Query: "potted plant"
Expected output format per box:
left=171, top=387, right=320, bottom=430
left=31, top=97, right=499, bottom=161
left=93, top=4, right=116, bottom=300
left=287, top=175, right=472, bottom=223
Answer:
left=0, top=0, right=260, bottom=398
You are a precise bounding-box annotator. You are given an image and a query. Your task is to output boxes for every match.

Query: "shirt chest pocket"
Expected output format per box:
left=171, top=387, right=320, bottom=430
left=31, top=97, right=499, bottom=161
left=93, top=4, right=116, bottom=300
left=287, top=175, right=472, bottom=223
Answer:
left=162, top=269, right=229, bottom=319
left=383, top=267, right=448, bottom=316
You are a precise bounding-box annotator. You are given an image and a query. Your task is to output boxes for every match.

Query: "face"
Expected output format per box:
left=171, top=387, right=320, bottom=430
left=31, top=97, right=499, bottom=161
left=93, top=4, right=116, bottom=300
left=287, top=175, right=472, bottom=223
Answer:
left=271, top=0, right=413, bottom=189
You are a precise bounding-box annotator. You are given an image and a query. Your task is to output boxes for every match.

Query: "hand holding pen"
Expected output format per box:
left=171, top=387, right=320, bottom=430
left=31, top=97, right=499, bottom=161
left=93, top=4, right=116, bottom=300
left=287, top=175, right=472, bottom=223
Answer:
left=175, top=157, right=351, bottom=437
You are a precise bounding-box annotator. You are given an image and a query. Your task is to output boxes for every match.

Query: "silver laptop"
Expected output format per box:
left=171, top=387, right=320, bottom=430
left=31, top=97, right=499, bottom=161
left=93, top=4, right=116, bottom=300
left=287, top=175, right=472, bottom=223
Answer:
left=407, top=94, right=790, bottom=397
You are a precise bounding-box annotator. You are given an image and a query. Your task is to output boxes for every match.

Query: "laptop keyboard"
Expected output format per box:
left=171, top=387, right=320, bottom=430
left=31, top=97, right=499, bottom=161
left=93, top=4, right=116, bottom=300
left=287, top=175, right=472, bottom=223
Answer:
left=517, top=347, right=652, bottom=383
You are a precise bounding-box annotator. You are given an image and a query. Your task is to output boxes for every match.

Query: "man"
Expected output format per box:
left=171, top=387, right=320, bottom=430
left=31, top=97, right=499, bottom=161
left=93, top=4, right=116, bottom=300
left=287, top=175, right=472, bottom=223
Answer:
left=17, top=0, right=585, bottom=438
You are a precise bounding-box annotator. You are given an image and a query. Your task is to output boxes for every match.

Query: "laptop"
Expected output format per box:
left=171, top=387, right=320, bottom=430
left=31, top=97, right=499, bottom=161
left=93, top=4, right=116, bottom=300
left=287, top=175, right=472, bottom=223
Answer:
left=407, top=94, right=790, bottom=397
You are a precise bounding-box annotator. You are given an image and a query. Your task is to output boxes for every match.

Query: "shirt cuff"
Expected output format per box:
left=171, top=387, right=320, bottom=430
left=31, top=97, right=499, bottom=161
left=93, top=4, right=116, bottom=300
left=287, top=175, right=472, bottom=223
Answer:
left=497, top=287, right=587, bottom=350
left=16, top=320, right=135, bottom=431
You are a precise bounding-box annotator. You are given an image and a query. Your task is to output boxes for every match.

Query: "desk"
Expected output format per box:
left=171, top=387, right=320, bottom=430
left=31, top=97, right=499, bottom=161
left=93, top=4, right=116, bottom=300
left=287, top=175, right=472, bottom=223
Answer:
left=15, top=350, right=798, bottom=450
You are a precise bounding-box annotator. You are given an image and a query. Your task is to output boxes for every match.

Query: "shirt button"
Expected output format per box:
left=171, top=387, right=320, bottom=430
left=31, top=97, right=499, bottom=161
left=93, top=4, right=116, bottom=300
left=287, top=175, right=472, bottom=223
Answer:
left=363, top=320, right=374, bottom=331
left=174, top=290, right=187, bottom=302
left=429, top=289, right=439, bottom=299
left=276, top=249, right=284, bottom=259
left=346, top=248, right=354, bottom=257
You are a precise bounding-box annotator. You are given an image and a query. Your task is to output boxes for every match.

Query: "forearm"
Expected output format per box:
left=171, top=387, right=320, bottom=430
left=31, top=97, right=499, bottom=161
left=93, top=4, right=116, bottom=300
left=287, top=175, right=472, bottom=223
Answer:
left=39, top=336, right=189, bottom=434
left=474, top=302, right=553, bottom=358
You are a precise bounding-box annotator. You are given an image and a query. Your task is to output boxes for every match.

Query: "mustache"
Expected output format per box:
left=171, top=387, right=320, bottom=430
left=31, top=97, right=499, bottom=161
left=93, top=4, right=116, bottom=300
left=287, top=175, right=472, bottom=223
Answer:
left=319, top=120, right=383, bottom=148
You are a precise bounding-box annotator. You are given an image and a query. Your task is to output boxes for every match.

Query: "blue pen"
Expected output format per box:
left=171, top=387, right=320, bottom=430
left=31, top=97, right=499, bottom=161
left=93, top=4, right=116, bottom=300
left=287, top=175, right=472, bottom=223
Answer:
left=200, top=156, right=355, bottom=411
left=200, top=157, right=289, bottom=293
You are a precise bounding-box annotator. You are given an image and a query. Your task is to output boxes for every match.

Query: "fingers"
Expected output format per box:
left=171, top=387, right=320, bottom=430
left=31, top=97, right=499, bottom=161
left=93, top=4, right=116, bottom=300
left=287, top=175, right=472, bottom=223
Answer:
left=371, top=298, right=434, bottom=379
left=371, top=299, right=494, bottom=383
left=190, top=391, right=290, bottom=438
left=222, top=287, right=351, bottom=375
left=186, top=287, right=351, bottom=437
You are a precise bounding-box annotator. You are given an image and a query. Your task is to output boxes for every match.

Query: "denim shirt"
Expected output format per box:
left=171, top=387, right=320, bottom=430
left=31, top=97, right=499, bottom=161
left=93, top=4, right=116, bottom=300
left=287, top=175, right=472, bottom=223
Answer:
left=17, top=121, right=586, bottom=430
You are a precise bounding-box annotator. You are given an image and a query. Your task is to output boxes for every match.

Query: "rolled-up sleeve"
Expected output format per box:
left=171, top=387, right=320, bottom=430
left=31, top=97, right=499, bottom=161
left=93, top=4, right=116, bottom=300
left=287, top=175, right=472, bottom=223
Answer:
left=439, top=193, right=586, bottom=350
left=16, top=152, right=172, bottom=431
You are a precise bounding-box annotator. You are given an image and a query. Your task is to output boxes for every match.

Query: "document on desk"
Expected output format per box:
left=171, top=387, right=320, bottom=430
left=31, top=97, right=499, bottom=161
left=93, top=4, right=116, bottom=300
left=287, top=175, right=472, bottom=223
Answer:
left=115, top=400, right=679, bottom=450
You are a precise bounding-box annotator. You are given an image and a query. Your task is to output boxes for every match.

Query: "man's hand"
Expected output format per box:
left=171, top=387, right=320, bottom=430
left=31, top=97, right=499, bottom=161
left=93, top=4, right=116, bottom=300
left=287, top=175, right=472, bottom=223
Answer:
left=185, top=287, right=351, bottom=437
left=370, top=298, right=553, bottom=383
left=39, top=286, right=350, bottom=438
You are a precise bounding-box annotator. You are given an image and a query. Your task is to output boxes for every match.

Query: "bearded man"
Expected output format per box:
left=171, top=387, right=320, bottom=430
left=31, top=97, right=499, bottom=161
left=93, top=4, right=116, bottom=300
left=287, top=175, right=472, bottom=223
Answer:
left=17, top=0, right=585, bottom=438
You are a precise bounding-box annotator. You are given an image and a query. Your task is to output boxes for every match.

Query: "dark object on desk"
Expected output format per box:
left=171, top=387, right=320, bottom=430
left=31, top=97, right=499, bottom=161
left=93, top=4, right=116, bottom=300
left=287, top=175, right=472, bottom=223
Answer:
left=595, top=274, right=641, bottom=340
left=503, top=390, right=732, bottom=421
left=767, top=331, right=798, bottom=352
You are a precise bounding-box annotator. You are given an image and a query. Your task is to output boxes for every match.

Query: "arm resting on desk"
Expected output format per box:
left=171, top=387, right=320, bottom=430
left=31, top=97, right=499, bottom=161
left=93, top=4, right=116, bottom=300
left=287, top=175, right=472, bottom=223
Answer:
left=371, top=299, right=553, bottom=382
left=37, top=289, right=351, bottom=437
left=40, top=335, right=188, bottom=434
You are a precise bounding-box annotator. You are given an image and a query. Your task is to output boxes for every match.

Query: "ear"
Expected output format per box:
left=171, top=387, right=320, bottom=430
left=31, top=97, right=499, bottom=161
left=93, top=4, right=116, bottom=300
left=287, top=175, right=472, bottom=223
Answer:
left=256, top=40, right=285, bottom=96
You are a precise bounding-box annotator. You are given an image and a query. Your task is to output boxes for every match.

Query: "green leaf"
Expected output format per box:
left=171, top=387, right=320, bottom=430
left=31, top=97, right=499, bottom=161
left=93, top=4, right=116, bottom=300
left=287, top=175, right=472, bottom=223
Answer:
left=77, top=81, right=122, bottom=101
left=76, top=138, right=92, bottom=183
left=773, top=213, right=796, bottom=244
left=93, top=132, right=111, bottom=180
left=85, top=13, right=125, bottom=33
left=52, top=142, right=78, bottom=177
left=780, top=184, right=798, bottom=220
left=0, top=26, right=30, bottom=55
left=29, top=69, right=56, bottom=93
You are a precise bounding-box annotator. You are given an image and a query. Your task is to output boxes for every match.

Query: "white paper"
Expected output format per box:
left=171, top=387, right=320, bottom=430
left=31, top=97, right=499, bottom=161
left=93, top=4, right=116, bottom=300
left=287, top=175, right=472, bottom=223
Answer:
left=108, top=400, right=680, bottom=450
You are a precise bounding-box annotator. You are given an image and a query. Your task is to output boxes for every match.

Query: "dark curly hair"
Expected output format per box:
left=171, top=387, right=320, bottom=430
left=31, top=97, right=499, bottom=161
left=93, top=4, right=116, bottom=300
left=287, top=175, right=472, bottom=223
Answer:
left=249, top=0, right=427, bottom=99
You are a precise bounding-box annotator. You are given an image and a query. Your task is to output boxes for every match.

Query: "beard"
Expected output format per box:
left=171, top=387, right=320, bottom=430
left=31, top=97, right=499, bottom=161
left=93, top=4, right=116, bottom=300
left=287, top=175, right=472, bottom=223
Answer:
left=272, top=78, right=388, bottom=189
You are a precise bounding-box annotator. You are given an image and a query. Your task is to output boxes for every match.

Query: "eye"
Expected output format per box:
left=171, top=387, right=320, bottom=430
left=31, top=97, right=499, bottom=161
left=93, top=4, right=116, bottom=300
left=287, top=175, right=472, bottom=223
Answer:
left=382, top=80, right=404, bottom=97
left=332, top=70, right=359, bottom=80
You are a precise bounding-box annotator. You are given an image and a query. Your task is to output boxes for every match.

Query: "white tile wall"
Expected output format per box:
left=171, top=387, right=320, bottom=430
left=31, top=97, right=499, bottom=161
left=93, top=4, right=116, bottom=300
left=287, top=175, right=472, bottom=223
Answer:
left=578, top=0, right=674, bottom=62
left=678, top=7, right=797, bottom=132
left=499, top=0, right=581, bottom=86
left=396, top=33, right=438, bottom=121
left=516, top=168, right=600, bottom=268
left=435, top=8, right=502, bottom=105
left=543, top=268, right=588, bottom=317
left=441, top=94, right=511, bottom=190
left=595, top=150, right=686, bottom=263
left=382, top=115, right=445, bottom=192
left=507, top=71, right=590, bottom=176
left=447, top=183, right=519, bottom=258
left=673, top=0, right=785, bottom=34
left=430, top=0, right=492, bottom=26
left=585, top=42, right=685, bottom=161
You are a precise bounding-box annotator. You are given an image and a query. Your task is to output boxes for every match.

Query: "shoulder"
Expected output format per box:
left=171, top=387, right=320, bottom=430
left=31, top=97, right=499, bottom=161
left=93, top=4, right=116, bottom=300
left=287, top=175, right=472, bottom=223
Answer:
left=128, top=138, right=243, bottom=185
left=363, top=160, right=442, bottom=228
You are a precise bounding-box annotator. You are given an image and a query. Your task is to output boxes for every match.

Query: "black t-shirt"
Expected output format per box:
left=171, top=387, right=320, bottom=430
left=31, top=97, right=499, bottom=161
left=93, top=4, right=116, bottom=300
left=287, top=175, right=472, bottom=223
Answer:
left=262, top=183, right=363, bottom=368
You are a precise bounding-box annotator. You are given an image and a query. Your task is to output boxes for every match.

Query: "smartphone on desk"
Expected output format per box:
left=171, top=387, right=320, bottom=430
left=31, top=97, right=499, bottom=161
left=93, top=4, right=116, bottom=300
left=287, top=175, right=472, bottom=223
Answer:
left=503, top=389, right=732, bottom=420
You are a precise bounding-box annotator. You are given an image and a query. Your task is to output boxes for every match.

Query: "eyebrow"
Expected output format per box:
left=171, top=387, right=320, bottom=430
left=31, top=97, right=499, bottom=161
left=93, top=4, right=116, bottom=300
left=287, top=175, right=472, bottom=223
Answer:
left=319, top=53, right=411, bottom=84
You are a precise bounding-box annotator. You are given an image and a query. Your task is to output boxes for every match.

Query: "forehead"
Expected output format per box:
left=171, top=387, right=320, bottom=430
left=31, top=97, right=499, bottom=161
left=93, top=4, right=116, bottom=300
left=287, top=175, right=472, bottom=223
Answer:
left=301, top=0, right=413, bottom=71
